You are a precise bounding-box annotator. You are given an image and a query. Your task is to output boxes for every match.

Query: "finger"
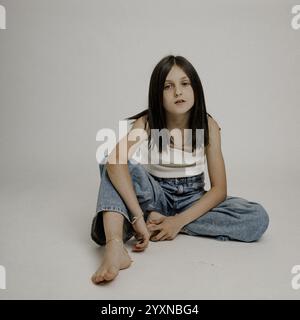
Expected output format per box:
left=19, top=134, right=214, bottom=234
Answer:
left=148, top=229, right=159, bottom=239
left=132, top=245, right=145, bottom=252
left=151, top=230, right=166, bottom=241
left=160, top=234, right=169, bottom=241
left=146, top=222, right=155, bottom=228
left=132, top=242, right=146, bottom=252
left=147, top=224, right=160, bottom=232
left=132, top=236, right=149, bottom=251
left=146, top=224, right=155, bottom=235
left=135, top=235, right=143, bottom=241
left=146, top=224, right=159, bottom=232
left=146, top=222, right=155, bottom=227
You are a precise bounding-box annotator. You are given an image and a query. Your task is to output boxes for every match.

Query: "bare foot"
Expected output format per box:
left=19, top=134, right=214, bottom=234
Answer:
left=146, top=211, right=166, bottom=241
left=147, top=210, right=165, bottom=222
left=91, top=239, right=133, bottom=284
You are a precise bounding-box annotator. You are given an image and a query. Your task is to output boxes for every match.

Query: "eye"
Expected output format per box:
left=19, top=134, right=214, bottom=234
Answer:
left=164, top=82, right=190, bottom=90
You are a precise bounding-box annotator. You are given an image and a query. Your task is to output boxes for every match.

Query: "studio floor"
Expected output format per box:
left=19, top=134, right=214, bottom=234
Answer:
left=0, top=169, right=299, bottom=300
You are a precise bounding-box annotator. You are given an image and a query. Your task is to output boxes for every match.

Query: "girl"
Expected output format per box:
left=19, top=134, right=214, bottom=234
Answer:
left=91, top=55, right=269, bottom=284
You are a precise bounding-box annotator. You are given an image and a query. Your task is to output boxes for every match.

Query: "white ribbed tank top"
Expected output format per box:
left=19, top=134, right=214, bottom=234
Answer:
left=131, top=139, right=205, bottom=178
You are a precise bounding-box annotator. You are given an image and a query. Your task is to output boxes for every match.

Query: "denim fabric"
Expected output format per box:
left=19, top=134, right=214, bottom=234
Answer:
left=91, top=158, right=269, bottom=246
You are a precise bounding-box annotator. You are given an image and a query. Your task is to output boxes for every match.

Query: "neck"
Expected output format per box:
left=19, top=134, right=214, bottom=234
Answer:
left=164, top=111, right=192, bottom=152
left=165, top=111, right=190, bottom=131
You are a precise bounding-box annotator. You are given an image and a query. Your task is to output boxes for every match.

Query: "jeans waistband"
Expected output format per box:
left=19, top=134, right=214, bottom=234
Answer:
left=151, top=172, right=204, bottom=185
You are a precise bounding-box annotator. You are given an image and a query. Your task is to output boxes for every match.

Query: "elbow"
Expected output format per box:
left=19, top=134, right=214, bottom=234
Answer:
left=220, top=188, right=227, bottom=201
left=221, top=191, right=227, bottom=202
left=212, top=186, right=227, bottom=202
left=219, top=185, right=227, bottom=201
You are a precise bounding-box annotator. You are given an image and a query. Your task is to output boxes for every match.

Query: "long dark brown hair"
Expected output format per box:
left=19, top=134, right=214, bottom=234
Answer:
left=125, top=55, right=214, bottom=153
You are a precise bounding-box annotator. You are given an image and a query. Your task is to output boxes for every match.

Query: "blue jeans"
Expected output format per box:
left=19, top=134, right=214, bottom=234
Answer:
left=91, top=159, right=269, bottom=245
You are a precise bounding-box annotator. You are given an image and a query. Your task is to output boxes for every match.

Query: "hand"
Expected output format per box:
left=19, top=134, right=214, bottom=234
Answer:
left=131, top=215, right=150, bottom=252
left=146, top=214, right=184, bottom=241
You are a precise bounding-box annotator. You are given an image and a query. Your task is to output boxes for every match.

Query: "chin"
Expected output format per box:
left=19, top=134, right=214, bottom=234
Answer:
left=174, top=105, right=193, bottom=114
left=165, top=103, right=193, bottom=115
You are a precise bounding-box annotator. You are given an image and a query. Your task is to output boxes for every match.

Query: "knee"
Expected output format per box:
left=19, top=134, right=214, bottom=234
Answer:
left=128, top=160, right=153, bottom=202
left=99, top=159, right=140, bottom=178
left=128, top=159, right=143, bottom=173
left=245, top=204, right=269, bottom=242
left=128, top=159, right=149, bottom=182
left=256, top=204, right=269, bottom=238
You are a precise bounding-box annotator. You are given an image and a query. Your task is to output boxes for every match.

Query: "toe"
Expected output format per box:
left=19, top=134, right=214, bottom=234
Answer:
left=91, top=272, right=103, bottom=284
left=104, top=266, right=119, bottom=281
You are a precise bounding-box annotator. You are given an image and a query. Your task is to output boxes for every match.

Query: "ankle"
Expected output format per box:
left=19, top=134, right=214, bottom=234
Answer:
left=106, top=237, right=123, bottom=244
left=105, top=237, right=125, bottom=250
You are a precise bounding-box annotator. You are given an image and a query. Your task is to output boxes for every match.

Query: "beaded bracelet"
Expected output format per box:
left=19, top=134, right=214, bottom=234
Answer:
left=131, top=212, right=144, bottom=225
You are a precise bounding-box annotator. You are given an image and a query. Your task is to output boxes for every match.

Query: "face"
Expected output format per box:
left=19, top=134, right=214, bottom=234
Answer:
left=162, top=65, right=195, bottom=117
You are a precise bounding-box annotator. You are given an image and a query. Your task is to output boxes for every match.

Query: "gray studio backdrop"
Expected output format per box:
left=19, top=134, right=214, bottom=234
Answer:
left=0, top=0, right=299, bottom=299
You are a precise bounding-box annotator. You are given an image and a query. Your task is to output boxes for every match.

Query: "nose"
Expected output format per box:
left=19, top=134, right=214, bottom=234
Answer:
left=175, top=88, right=182, bottom=97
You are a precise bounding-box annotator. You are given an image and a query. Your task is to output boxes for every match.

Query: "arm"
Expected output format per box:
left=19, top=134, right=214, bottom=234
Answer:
left=105, top=116, right=152, bottom=251
left=105, top=116, right=148, bottom=220
left=177, top=116, right=227, bottom=227
left=106, top=164, right=144, bottom=218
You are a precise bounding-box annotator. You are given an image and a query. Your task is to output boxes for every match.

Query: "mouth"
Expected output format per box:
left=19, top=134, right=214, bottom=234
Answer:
left=175, top=99, right=186, bottom=104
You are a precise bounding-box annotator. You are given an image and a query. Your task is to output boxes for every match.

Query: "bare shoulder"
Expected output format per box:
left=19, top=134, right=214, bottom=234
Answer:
left=205, top=114, right=227, bottom=193
left=205, top=115, right=222, bottom=151
left=207, top=115, right=221, bottom=132
left=131, top=114, right=150, bottom=135
left=108, top=115, right=148, bottom=163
